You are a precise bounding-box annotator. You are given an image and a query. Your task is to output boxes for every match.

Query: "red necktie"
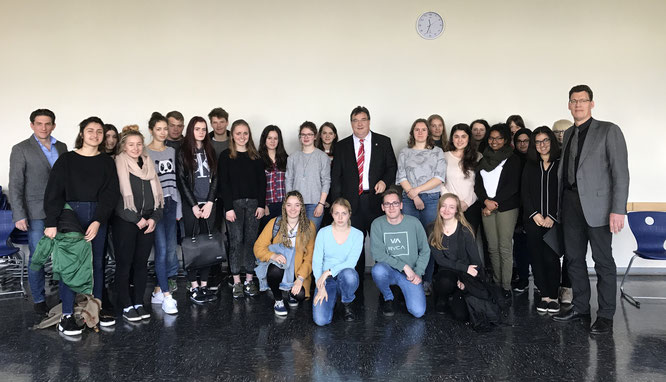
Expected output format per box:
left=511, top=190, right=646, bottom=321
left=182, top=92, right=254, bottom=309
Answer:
left=357, top=139, right=365, bottom=195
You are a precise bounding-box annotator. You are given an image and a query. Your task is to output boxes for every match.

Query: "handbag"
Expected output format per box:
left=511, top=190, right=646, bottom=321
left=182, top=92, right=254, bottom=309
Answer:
left=543, top=222, right=564, bottom=257
left=181, top=218, right=227, bottom=270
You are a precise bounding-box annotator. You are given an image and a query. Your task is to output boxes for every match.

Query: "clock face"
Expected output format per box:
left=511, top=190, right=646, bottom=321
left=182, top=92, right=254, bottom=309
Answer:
left=416, top=12, right=444, bottom=40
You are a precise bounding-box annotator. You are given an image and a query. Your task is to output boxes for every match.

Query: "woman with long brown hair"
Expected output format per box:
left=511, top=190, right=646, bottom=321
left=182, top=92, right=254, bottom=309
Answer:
left=176, top=116, right=218, bottom=304
left=218, top=119, right=266, bottom=299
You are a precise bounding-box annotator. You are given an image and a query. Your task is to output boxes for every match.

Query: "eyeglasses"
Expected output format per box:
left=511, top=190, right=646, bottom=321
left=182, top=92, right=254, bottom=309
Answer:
left=553, top=130, right=565, bottom=135
left=352, top=118, right=369, bottom=124
left=382, top=201, right=401, bottom=208
left=568, top=99, right=591, bottom=105
left=535, top=138, right=551, bottom=146
left=299, top=133, right=315, bottom=138
left=517, top=139, right=530, bottom=144
left=488, top=136, right=504, bottom=142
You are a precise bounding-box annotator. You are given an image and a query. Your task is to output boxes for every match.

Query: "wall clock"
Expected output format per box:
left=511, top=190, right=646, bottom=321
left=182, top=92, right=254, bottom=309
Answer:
left=417, top=11, right=444, bottom=40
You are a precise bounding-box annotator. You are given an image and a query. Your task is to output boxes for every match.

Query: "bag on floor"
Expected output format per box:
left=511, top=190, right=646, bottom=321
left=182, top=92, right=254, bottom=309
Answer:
left=181, top=218, right=227, bottom=270
left=459, top=273, right=507, bottom=331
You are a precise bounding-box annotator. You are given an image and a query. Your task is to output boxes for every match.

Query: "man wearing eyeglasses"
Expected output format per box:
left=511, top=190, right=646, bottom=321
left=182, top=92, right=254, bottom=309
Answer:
left=552, top=84, right=629, bottom=335
left=330, top=106, right=398, bottom=288
left=369, top=188, right=430, bottom=317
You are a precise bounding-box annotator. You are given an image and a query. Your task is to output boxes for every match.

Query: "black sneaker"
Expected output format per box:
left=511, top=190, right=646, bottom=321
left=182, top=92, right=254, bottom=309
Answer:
left=201, top=286, right=218, bottom=302
left=547, top=301, right=561, bottom=314
left=343, top=302, right=355, bottom=322
left=123, top=308, right=142, bottom=322
left=512, top=279, right=528, bottom=293
left=99, top=309, right=116, bottom=326
left=34, top=301, right=49, bottom=316
left=435, top=299, right=447, bottom=315
left=382, top=300, right=395, bottom=317
left=287, top=295, right=299, bottom=307
left=58, top=315, right=84, bottom=336
left=536, top=300, right=549, bottom=313
left=135, top=306, right=150, bottom=319
left=502, top=289, right=512, bottom=300
left=189, top=287, right=206, bottom=304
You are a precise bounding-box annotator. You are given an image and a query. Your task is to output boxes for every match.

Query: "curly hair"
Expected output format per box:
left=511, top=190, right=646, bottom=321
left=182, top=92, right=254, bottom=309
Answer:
left=275, top=190, right=313, bottom=248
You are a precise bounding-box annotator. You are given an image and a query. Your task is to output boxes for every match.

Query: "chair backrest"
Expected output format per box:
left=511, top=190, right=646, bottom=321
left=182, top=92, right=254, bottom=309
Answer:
left=0, top=210, right=15, bottom=250
left=628, top=211, right=666, bottom=255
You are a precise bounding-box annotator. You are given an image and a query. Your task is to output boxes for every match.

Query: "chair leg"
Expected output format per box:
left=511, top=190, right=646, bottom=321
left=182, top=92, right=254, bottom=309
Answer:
left=620, top=254, right=640, bottom=308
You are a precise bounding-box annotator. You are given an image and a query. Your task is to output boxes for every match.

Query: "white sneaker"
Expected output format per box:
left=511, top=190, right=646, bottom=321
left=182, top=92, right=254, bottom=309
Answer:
left=151, top=291, right=165, bottom=304
left=162, top=295, right=178, bottom=315
left=560, top=287, right=573, bottom=305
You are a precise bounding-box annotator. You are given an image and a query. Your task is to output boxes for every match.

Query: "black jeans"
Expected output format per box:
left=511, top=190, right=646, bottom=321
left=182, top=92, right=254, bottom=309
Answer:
left=433, top=269, right=468, bottom=322
left=267, top=263, right=305, bottom=302
left=562, top=189, right=616, bottom=318
left=113, top=218, right=155, bottom=309
left=525, top=220, right=560, bottom=299
left=228, top=199, right=260, bottom=275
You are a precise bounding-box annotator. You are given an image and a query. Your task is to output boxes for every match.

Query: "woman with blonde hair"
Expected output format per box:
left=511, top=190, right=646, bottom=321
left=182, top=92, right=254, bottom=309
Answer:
left=312, top=197, right=363, bottom=325
left=113, top=129, right=164, bottom=321
left=428, top=193, right=483, bottom=320
left=254, top=190, right=316, bottom=316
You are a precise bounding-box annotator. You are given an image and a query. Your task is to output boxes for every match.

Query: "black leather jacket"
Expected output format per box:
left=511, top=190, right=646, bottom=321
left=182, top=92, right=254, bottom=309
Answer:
left=175, top=149, right=218, bottom=207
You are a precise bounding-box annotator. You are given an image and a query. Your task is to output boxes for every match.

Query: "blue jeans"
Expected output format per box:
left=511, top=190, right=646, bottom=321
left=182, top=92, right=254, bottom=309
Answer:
left=402, top=192, right=439, bottom=283
left=154, top=197, right=178, bottom=292
left=371, top=262, right=426, bottom=318
left=305, top=204, right=324, bottom=231
left=312, top=268, right=359, bottom=326
left=59, top=202, right=107, bottom=315
left=27, top=219, right=46, bottom=303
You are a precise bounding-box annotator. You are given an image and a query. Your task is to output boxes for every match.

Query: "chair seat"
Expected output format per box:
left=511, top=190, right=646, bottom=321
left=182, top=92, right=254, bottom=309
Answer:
left=635, top=250, right=666, bottom=261
left=0, top=247, right=20, bottom=257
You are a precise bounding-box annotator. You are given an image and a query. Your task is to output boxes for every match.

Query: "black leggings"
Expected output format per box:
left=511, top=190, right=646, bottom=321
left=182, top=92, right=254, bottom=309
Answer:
left=525, top=220, right=560, bottom=299
left=113, top=218, right=155, bottom=309
left=267, top=264, right=305, bottom=302
left=433, top=269, right=468, bottom=322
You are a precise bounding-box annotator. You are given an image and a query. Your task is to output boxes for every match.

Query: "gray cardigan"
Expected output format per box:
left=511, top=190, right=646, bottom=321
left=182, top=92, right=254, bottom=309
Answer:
left=9, top=135, right=68, bottom=222
left=285, top=149, right=331, bottom=204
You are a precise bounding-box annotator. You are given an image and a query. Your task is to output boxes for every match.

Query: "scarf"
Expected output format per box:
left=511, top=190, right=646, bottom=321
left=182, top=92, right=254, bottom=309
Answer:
left=115, top=151, right=164, bottom=212
left=478, top=145, right=514, bottom=172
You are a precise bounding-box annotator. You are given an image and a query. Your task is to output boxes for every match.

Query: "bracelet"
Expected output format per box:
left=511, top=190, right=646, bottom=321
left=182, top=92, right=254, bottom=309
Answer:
left=317, top=202, right=325, bottom=207
left=297, top=276, right=305, bottom=281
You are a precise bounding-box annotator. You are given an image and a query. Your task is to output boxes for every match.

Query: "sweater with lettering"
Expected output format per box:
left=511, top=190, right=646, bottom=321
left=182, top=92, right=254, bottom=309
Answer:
left=370, top=214, right=430, bottom=276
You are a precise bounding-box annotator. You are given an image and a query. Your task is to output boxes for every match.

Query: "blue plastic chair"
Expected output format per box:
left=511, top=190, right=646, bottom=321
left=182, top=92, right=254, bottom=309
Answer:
left=0, top=210, right=26, bottom=298
left=621, top=211, right=666, bottom=308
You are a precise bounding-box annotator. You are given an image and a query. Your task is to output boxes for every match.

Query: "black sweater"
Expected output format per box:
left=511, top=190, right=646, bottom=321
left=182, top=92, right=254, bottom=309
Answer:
left=474, top=153, right=522, bottom=212
left=43, top=151, right=120, bottom=227
left=217, top=149, right=267, bottom=209
left=428, top=222, right=483, bottom=273
left=521, top=158, right=559, bottom=223
left=176, top=148, right=218, bottom=208
left=115, top=171, right=163, bottom=224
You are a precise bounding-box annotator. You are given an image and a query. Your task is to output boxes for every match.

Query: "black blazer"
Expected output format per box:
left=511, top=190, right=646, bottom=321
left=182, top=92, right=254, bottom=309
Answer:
left=521, top=159, right=559, bottom=224
left=330, top=132, right=397, bottom=213
left=175, top=148, right=218, bottom=207
left=474, top=153, right=521, bottom=212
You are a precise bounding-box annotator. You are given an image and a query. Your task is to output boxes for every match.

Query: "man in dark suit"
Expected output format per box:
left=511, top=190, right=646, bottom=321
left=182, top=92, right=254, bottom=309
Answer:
left=552, top=85, right=629, bottom=335
left=9, top=109, right=68, bottom=315
left=330, top=106, right=397, bottom=285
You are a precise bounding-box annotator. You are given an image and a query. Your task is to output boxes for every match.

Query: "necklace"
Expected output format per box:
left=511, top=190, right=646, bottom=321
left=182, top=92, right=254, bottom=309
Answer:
left=287, top=221, right=298, bottom=236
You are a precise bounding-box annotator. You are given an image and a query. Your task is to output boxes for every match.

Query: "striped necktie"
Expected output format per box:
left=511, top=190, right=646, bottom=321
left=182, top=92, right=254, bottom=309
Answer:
left=357, top=139, right=365, bottom=195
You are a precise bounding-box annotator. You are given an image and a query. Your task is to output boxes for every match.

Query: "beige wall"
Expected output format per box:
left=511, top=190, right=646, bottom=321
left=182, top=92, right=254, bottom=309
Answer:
left=2, top=0, right=665, bottom=268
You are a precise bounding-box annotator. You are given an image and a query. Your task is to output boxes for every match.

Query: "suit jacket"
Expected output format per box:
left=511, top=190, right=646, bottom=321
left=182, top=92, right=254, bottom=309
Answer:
left=9, top=136, right=68, bottom=222
left=558, top=118, right=629, bottom=227
left=330, top=132, right=397, bottom=213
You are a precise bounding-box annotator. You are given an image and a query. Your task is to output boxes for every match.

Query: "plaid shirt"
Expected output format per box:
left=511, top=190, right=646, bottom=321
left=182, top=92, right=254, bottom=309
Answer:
left=265, top=163, right=286, bottom=204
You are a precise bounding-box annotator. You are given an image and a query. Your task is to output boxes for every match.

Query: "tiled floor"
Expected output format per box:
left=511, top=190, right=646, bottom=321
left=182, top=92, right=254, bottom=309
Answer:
left=1, top=275, right=665, bottom=381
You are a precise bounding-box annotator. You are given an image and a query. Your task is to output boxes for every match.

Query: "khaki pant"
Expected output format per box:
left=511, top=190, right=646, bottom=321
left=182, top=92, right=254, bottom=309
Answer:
left=482, top=208, right=519, bottom=290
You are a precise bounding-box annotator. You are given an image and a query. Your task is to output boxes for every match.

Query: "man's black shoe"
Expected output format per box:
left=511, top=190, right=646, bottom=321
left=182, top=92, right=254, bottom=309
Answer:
left=34, top=301, right=49, bottom=316
left=590, top=317, right=613, bottom=335
left=552, top=309, right=591, bottom=324
left=382, top=300, right=395, bottom=317
left=343, top=302, right=355, bottom=322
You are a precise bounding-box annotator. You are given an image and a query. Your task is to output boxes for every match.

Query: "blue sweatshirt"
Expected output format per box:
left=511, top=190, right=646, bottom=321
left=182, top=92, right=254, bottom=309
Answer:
left=312, top=225, right=363, bottom=280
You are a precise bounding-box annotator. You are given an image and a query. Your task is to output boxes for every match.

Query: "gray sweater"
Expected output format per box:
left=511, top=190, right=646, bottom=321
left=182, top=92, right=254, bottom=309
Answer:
left=285, top=149, right=331, bottom=204
left=396, top=146, right=446, bottom=194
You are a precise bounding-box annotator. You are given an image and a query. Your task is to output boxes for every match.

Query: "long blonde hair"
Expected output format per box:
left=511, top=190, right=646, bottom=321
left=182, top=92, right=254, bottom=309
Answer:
left=428, top=193, right=474, bottom=250
left=275, top=191, right=313, bottom=248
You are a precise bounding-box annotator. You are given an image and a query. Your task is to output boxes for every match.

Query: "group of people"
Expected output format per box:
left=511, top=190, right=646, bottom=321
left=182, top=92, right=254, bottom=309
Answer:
left=8, top=84, right=629, bottom=337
